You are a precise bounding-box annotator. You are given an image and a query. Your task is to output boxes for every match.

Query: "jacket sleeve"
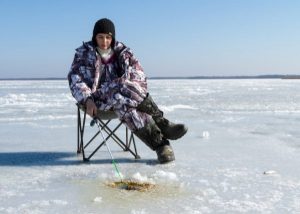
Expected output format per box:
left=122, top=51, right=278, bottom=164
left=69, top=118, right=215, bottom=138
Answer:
left=67, top=51, right=92, bottom=104
left=92, top=47, right=148, bottom=105
left=117, top=47, right=148, bottom=102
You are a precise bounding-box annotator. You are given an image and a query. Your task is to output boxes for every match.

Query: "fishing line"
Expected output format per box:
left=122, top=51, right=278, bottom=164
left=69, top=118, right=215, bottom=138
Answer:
left=91, top=118, right=123, bottom=181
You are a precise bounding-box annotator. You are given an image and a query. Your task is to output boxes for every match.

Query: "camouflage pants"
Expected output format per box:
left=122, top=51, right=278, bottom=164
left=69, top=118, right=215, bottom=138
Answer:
left=115, top=107, right=151, bottom=131
left=94, top=107, right=151, bottom=131
left=94, top=90, right=150, bottom=131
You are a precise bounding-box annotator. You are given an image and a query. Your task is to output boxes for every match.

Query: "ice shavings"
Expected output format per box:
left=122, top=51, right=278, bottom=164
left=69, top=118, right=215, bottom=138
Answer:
left=152, top=170, right=178, bottom=181
left=131, top=172, right=155, bottom=184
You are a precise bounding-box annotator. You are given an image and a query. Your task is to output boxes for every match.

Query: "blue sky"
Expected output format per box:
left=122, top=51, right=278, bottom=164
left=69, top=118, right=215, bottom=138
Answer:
left=0, top=0, right=299, bottom=78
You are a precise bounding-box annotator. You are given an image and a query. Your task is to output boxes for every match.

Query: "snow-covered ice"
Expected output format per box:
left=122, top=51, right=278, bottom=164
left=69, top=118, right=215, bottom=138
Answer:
left=0, top=79, right=300, bottom=213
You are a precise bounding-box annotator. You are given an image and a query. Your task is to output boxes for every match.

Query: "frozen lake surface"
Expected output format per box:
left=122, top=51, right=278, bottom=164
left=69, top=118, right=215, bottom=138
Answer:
left=0, top=79, right=300, bottom=213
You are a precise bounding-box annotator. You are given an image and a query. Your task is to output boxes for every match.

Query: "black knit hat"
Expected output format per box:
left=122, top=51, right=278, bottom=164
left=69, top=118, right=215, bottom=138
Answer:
left=92, top=18, right=115, bottom=47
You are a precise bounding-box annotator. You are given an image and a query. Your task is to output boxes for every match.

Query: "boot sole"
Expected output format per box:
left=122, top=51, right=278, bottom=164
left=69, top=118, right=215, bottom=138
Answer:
left=159, top=158, right=175, bottom=164
left=167, top=127, right=188, bottom=140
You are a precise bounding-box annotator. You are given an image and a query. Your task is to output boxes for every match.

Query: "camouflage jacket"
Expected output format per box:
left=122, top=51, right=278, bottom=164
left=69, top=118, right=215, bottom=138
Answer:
left=67, top=41, right=148, bottom=110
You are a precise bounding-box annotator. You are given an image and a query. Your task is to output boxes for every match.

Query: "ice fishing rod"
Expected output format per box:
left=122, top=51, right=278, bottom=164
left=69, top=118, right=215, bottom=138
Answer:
left=90, top=118, right=123, bottom=181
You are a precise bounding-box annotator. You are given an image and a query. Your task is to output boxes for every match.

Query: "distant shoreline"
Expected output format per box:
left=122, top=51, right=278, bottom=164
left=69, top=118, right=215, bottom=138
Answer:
left=0, top=75, right=299, bottom=81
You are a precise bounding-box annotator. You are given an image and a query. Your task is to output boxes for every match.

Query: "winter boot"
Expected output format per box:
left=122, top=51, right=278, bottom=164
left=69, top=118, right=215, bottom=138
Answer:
left=137, top=93, right=188, bottom=140
left=134, top=118, right=175, bottom=164
left=155, top=139, right=175, bottom=164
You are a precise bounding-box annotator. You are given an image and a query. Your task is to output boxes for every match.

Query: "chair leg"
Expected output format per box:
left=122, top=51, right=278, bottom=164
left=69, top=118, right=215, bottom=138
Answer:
left=77, top=106, right=81, bottom=154
left=77, top=105, right=89, bottom=161
left=76, top=104, right=141, bottom=161
left=125, top=127, right=140, bottom=159
left=129, top=131, right=141, bottom=159
left=99, top=120, right=140, bottom=159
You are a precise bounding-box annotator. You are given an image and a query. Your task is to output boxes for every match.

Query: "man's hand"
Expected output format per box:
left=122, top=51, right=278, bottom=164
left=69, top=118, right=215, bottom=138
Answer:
left=86, top=98, right=97, bottom=117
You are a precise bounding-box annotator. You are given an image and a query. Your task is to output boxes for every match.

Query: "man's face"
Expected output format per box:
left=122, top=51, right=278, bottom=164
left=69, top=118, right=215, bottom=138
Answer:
left=95, top=33, right=113, bottom=49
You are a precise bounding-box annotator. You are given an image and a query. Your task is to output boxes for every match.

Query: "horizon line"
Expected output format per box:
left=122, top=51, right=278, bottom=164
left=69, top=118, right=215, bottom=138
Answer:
left=0, top=74, right=300, bottom=81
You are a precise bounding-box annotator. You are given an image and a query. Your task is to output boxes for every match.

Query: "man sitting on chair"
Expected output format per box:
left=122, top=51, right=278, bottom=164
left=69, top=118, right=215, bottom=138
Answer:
left=67, top=18, right=187, bottom=164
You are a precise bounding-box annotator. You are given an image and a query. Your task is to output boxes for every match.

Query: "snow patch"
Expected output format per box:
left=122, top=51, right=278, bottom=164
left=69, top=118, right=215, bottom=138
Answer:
left=160, top=104, right=198, bottom=112
left=263, top=170, right=278, bottom=175
left=202, top=131, right=210, bottom=139
left=93, top=197, right=102, bottom=203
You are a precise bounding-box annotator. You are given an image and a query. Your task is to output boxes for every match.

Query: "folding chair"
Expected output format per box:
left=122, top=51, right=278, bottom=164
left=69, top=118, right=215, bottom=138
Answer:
left=76, top=104, right=140, bottom=161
